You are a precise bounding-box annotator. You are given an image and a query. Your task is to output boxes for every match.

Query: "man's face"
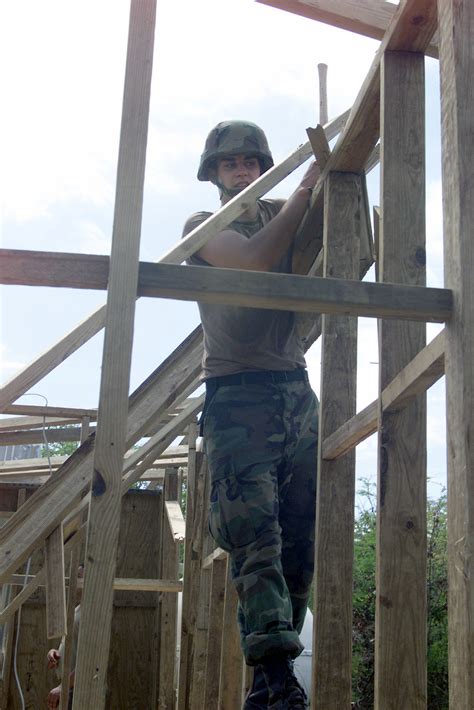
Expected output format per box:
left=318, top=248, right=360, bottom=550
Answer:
left=215, top=154, right=261, bottom=196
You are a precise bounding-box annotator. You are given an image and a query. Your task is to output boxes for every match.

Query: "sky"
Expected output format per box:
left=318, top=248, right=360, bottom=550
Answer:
left=0, top=0, right=446, bottom=499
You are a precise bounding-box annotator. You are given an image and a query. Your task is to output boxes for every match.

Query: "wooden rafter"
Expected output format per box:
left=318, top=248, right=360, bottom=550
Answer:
left=256, top=0, right=438, bottom=56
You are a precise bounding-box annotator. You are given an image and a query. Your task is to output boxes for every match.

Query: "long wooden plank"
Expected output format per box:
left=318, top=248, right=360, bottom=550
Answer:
left=73, top=1, right=157, bottom=705
left=0, top=250, right=452, bottom=322
left=158, top=472, right=180, bottom=710
left=218, top=558, right=243, bottom=710
left=312, top=172, right=360, bottom=707
left=2, top=404, right=97, bottom=418
left=256, top=0, right=438, bottom=57
left=0, top=415, right=79, bottom=431
left=322, top=329, right=445, bottom=460
left=374, top=50, right=427, bottom=709
left=437, top=1, right=474, bottom=706
left=165, top=500, right=186, bottom=542
left=44, top=524, right=67, bottom=639
left=203, top=557, right=227, bottom=710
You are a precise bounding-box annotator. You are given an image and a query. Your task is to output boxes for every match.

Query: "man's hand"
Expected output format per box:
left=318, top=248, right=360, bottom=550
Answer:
left=47, top=649, right=60, bottom=669
left=46, top=685, right=61, bottom=708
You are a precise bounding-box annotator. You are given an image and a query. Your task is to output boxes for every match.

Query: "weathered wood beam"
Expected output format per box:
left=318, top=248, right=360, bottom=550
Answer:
left=374, top=50, right=427, bottom=708
left=2, top=404, right=97, bottom=418
left=313, top=172, right=360, bottom=706
left=322, top=329, right=445, bottom=460
left=73, top=0, right=157, bottom=705
left=255, top=0, right=438, bottom=56
left=0, top=252, right=452, bottom=323
left=165, top=500, right=186, bottom=542
left=437, top=0, right=474, bottom=705
left=0, top=415, right=81, bottom=431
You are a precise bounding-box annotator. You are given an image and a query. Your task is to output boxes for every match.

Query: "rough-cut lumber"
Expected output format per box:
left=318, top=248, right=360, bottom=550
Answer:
left=437, top=1, right=474, bottom=706
left=313, top=172, right=360, bottom=706
left=59, top=545, right=81, bottom=710
left=2, top=404, right=97, bottom=418
left=44, top=524, right=67, bottom=639
left=178, top=447, right=206, bottom=710
left=73, top=1, right=158, bottom=704
left=256, top=0, right=438, bottom=56
left=165, top=500, right=186, bottom=542
left=322, top=329, right=445, bottom=460
left=218, top=558, right=243, bottom=709
left=203, top=557, right=227, bottom=710
left=375, top=50, right=427, bottom=709
left=158, top=474, right=180, bottom=710
left=0, top=251, right=452, bottom=323
left=0, top=415, right=79, bottom=431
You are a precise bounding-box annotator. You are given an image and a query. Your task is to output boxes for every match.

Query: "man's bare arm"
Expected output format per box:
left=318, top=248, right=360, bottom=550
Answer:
left=197, top=161, right=320, bottom=272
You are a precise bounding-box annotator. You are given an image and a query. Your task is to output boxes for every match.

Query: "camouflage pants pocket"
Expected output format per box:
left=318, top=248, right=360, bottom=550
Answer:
left=209, top=469, right=257, bottom=552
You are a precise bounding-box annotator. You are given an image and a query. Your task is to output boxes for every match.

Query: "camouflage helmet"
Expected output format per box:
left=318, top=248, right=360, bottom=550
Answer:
left=197, top=120, right=274, bottom=181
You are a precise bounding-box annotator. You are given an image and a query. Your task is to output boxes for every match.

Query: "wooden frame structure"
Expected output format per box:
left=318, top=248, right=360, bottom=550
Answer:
left=0, top=0, right=472, bottom=707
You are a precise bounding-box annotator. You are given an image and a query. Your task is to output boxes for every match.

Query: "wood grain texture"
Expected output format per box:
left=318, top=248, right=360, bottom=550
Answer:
left=437, top=0, right=474, bottom=705
left=203, top=557, right=227, bottom=709
left=312, top=172, right=360, bottom=707
left=218, top=557, right=244, bottom=710
left=44, top=524, right=67, bottom=639
left=158, top=472, right=180, bottom=710
left=375, top=50, right=427, bottom=709
left=256, top=0, right=438, bottom=56
left=0, top=250, right=452, bottom=322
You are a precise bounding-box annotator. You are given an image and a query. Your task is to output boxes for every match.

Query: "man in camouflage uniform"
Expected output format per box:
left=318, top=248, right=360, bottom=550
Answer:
left=182, top=121, right=319, bottom=709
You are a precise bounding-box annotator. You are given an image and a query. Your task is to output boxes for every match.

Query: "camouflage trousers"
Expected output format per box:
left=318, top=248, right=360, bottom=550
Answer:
left=202, top=374, right=318, bottom=665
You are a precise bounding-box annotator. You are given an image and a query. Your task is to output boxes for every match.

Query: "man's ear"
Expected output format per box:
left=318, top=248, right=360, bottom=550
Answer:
left=208, top=167, right=218, bottom=185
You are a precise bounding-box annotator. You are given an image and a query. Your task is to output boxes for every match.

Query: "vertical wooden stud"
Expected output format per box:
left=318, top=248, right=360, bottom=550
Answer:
left=375, top=50, right=427, bottom=709
left=437, top=0, right=474, bottom=706
left=312, top=171, right=360, bottom=707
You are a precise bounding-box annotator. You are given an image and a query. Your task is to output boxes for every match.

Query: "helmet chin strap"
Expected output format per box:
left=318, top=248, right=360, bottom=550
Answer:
left=213, top=177, right=242, bottom=202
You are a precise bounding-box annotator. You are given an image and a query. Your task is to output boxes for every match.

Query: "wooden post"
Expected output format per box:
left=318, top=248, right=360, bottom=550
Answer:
left=72, top=1, right=157, bottom=707
left=158, top=470, right=180, bottom=710
left=203, top=557, right=227, bottom=710
left=59, top=545, right=81, bottom=710
left=374, top=50, right=427, bottom=709
left=218, top=557, right=243, bottom=710
left=312, top=171, right=360, bottom=707
left=437, top=0, right=474, bottom=706
left=177, top=424, right=201, bottom=710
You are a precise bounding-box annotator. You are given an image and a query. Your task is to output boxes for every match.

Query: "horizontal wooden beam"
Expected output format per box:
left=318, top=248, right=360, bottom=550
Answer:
left=322, top=330, right=445, bottom=459
left=0, top=415, right=82, bottom=431
left=8, top=574, right=182, bottom=593
left=256, top=0, right=438, bottom=56
left=2, top=404, right=98, bottom=418
left=0, top=251, right=452, bottom=323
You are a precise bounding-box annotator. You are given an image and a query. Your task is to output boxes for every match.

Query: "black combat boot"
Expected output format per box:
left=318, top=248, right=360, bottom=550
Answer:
left=242, top=665, right=269, bottom=709
left=260, top=654, right=309, bottom=709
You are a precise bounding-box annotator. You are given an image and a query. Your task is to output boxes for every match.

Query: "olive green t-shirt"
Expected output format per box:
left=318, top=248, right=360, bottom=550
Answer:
left=182, top=198, right=306, bottom=379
